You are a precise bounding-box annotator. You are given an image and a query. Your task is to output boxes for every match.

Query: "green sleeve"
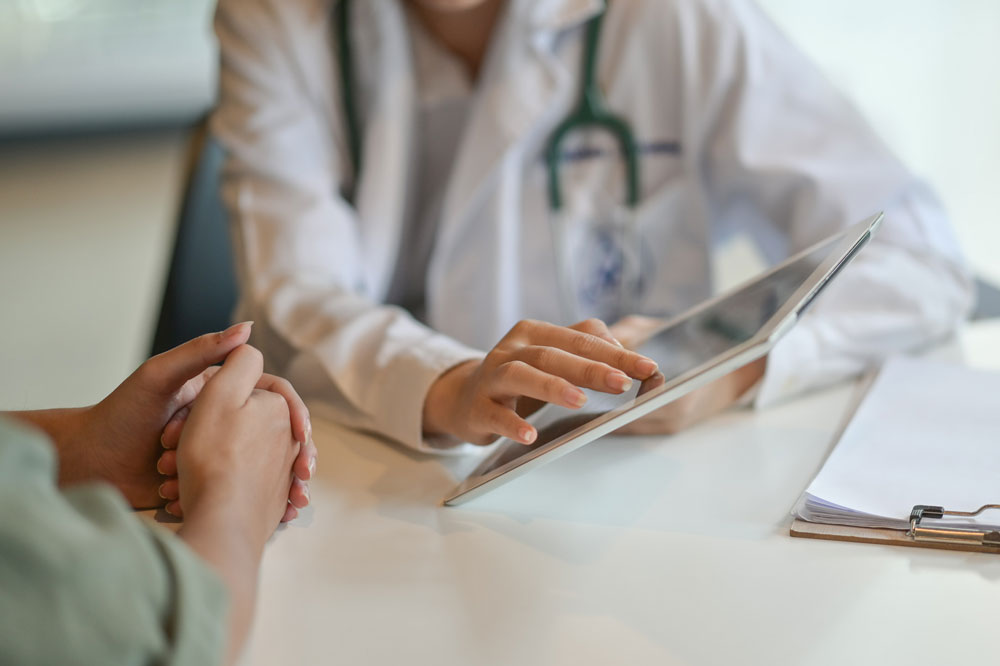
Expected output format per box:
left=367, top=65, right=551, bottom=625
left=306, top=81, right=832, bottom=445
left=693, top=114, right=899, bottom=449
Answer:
left=0, top=417, right=228, bottom=666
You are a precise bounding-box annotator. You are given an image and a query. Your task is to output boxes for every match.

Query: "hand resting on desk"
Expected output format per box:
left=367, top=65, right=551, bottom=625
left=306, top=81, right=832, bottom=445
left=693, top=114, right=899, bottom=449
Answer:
left=11, top=323, right=317, bottom=520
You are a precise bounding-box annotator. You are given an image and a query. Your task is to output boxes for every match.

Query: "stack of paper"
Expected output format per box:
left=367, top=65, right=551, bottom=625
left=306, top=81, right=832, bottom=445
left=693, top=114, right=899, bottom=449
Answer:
left=795, top=356, right=1000, bottom=531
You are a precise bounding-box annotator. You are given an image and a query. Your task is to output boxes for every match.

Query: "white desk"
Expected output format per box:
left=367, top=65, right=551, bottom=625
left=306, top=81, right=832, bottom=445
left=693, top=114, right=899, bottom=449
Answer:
left=246, top=323, right=1000, bottom=666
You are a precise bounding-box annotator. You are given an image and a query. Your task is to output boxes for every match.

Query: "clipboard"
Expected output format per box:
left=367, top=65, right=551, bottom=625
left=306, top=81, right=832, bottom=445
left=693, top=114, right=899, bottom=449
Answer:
left=791, top=504, right=1000, bottom=555
left=788, top=357, right=1000, bottom=556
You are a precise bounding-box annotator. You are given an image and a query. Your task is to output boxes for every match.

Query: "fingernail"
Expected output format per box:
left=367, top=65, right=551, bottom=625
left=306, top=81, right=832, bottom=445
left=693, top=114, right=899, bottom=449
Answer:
left=156, top=457, right=167, bottom=475
left=157, top=483, right=168, bottom=500
left=519, top=427, right=536, bottom=444
left=563, top=387, right=587, bottom=408
left=606, top=372, right=633, bottom=392
left=636, top=358, right=658, bottom=377
left=220, top=321, right=253, bottom=341
left=613, top=338, right=625, bottom=348
left=308, top=455, right=317, bottom=478
left=302, top=484, right=311, bottom=503
left=164, top=503, right=179, bottom=517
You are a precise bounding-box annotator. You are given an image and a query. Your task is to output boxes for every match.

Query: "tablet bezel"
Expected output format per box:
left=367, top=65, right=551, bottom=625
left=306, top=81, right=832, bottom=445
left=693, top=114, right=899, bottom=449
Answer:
left=443, top=213, right=883, bottom=506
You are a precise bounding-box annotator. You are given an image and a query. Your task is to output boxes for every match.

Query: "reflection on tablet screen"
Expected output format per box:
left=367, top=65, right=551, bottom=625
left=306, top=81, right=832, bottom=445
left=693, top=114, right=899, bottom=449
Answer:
left=473, top=234, right=838, bottom=478
left=484, top=372, right=666, bottom=471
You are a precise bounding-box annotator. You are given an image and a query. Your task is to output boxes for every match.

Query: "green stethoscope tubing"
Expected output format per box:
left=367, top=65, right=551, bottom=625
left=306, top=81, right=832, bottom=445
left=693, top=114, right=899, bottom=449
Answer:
left=545, top=3, right=640, bottom=211
left=334, top=0, right=641, bottom=212
left=336, top=0, right=362, bottom=203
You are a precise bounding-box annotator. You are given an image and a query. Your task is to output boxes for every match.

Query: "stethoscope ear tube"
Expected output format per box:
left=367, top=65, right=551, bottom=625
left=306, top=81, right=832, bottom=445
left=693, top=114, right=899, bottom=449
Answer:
left=545, top=3, right=640, bottom=213
left=335, top=0, right=362, bottom=203
left=335, top=0, right=639, bottom=211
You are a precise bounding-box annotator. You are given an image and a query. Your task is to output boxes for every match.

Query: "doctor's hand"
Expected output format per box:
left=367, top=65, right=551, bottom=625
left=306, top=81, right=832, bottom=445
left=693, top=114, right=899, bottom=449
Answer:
left=422, top=318, right=659, bottom=446
left=610, top=315, right=767, bottom=435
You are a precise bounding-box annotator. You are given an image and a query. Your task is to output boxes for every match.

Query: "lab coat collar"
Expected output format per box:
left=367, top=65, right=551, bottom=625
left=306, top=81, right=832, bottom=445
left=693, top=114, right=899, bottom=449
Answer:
left=434, top=0, right=589, bottom=229
left=428, top=0, right=600, bottom=328
left=526, top=0, right=605, bottom=33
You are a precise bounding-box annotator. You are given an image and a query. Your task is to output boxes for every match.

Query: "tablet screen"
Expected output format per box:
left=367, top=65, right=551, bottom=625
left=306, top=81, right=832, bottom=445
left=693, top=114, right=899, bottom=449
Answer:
left=472, top=234, right=842, bottom=477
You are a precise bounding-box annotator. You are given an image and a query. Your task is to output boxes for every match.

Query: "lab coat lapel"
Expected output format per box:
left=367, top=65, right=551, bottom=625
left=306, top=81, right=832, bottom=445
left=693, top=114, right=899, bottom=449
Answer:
left=429, top=0, right=603, bottom=343
left=436, top=0, right=603, bottom=227
left=354, top=0, right=417, bottom=302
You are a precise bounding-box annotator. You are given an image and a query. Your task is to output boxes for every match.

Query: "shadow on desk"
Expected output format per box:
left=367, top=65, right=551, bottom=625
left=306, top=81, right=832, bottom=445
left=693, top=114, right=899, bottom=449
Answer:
left=902, top=547, right=1000, bottom=581
left=306, top=413, right=678, bottom=564
left=306, top=410, right=835, bottom=566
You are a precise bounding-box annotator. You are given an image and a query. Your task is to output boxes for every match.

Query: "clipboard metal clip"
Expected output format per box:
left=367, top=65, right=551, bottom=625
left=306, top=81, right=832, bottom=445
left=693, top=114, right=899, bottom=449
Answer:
left=908, top=504, right=1000, bottom=548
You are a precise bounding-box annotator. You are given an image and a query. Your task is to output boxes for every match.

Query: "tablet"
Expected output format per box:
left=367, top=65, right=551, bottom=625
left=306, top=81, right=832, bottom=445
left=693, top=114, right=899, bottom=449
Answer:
left=443, top=213, right=883, bottom=506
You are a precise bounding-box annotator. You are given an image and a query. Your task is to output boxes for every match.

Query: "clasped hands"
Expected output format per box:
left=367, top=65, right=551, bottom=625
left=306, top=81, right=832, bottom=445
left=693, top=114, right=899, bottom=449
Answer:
left=68, top=322, right=316, bottom=523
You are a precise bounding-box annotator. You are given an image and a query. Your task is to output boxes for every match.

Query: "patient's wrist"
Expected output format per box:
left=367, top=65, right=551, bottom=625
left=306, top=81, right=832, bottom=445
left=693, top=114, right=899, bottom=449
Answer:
left=9, top=407, right=99, bottom=484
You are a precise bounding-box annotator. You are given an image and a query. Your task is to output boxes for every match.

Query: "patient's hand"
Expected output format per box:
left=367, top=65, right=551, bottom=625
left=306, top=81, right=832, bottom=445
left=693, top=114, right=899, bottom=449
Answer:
left=173, top=344, right=303, bottom=664
left=610, top=315, right=767, bottom=435
left=31, top=323, right=253, bottom=507
left=156, top=368, right=316, bottom=522
left=58, top=323, right=314, bottom=516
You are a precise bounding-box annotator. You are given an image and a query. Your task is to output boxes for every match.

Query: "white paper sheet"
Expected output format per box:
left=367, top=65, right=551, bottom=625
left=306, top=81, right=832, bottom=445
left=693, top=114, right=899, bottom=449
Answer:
left=798, top=356, right=1000, bottom=530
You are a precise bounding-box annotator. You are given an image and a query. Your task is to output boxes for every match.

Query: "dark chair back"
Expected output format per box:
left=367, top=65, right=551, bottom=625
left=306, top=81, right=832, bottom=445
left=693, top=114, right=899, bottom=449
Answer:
left=973, top=278, right=1000, bottom=321
left=150, top=130, right=237, bottom=355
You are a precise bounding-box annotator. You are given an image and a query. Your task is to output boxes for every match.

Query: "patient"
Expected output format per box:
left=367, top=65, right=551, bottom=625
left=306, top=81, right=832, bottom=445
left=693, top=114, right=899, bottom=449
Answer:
left=0, top=323, right=316, bottom=665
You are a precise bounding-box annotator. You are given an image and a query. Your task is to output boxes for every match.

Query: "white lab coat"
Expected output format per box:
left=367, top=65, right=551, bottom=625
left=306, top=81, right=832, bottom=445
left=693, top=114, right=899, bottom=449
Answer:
left=212, top=0, right=973, bottom=452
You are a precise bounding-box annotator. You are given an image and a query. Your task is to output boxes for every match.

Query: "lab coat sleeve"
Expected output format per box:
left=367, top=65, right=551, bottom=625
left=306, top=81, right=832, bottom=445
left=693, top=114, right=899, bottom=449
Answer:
left=0, top=418, right=227, bottom=666
left=211, top=0, right=483, bottom=451
left=691, top=0, right=974, bottom=405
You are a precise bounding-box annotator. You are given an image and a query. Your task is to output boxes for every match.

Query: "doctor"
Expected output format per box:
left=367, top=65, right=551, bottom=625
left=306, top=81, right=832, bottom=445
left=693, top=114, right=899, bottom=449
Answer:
left=212, top=0, right=972, bottom=451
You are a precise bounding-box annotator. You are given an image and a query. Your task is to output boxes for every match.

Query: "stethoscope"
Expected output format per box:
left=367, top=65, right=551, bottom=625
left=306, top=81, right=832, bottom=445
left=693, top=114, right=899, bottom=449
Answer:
left=334, top=0, right=644, bottom=322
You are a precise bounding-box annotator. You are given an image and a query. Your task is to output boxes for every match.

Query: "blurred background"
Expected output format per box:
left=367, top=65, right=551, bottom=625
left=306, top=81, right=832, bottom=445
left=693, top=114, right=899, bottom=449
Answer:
left=1, top=0, right=997, bottom=410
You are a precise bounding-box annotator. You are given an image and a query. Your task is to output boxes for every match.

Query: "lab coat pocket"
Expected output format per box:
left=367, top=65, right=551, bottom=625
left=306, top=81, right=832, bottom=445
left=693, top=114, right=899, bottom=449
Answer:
left=549, top=200, right=640, bottom=324
left=550, top=143, right=686, bottom=321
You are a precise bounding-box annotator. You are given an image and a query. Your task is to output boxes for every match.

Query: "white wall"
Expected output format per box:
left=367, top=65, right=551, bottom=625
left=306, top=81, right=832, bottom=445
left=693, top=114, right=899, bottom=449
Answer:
left=758, top=0, right=1000, bottom=284
left=0, top=133, right=185, bottom=409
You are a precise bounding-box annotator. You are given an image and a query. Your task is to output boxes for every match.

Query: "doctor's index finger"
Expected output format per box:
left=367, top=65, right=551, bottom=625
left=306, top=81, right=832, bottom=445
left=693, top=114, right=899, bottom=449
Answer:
left=201, top=344, right=266, bottom=407
left=510, top=346, right=634, bottom=397
left=510, top=321, right=658, bottom=379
